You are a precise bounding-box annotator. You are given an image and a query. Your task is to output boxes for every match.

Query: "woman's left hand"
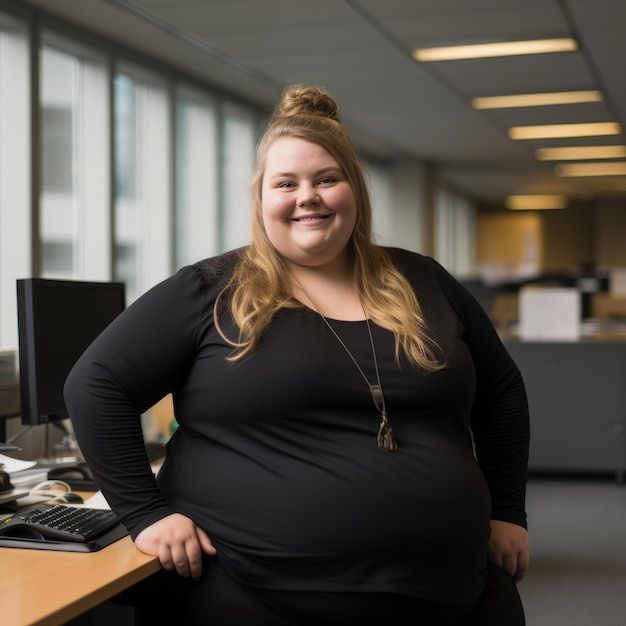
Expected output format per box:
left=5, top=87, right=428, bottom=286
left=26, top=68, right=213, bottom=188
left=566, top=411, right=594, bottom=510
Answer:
left=487, top=519, right=529, bottom=583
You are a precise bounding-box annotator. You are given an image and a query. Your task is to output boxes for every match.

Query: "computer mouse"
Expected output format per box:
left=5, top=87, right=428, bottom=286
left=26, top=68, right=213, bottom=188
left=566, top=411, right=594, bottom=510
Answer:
left=47, top=462, right=99, bottom=491
left=0, top=469, right=14, bottom=494
left=48, top=462, right=93, bottom=481
left=61, top=492, right=84, bottom=504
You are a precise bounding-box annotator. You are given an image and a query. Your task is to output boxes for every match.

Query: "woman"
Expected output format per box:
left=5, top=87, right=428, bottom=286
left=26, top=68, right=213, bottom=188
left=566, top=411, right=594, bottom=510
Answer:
left=65, top=85, right=529, bottom=625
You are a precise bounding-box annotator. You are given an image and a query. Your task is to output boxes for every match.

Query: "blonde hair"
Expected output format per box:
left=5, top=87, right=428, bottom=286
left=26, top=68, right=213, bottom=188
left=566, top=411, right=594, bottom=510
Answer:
left=216, top=84, right=444, bottom=372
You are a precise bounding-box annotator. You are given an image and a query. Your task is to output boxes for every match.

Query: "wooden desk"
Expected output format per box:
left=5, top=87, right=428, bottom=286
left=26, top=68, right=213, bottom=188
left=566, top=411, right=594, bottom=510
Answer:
left=0, top=505, right=161, bottom=626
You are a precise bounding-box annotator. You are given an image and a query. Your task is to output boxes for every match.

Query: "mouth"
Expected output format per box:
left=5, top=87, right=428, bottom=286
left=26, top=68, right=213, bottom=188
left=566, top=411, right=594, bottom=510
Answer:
left=291, top=214, right=331, bottom=222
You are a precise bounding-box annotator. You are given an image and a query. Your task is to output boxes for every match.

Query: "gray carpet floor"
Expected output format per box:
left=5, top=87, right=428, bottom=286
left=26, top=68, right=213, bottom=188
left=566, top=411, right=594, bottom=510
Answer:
left=518, top=475, right=626, bottom=626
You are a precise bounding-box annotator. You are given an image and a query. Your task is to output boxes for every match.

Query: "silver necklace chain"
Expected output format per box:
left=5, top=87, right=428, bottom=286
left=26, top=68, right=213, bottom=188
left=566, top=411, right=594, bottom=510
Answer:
left=291, top=276, right=398, bottom=451
left=320, top=314, right=384, bottom=413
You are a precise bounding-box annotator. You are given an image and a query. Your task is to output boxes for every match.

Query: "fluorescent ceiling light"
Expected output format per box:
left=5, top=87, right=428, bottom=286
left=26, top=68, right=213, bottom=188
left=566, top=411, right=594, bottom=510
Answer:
left=505, top=194, right=568, bottom=210
left=472, top=90, right=602, bottom=109
left=555, top=162, right=626, bottom=177
left=536, top=146, right=626, bottom=160
left=509, top=122, right=621, bottom=140
left=414, top=38, right=577, bottom=62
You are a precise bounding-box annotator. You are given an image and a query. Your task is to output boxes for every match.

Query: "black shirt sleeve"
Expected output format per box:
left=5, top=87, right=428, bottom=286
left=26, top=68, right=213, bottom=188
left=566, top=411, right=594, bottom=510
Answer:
left=63, top=262, right=213, bottom=537
left=426, top=257, right=530, bottom=528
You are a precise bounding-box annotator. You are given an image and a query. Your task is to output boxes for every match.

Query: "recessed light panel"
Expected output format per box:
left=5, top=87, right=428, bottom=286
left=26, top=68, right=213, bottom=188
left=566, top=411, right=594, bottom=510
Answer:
left=555, top=162, right=626, bottom=177
left=509, top=122, right=621, bottom=140
left=414, top=38, right=577, bottom=62
left=472, top=90, right=602, bottom=109
left=505, top=195, right=568, bottom=210
left=536, top=146, right=626, bottom=160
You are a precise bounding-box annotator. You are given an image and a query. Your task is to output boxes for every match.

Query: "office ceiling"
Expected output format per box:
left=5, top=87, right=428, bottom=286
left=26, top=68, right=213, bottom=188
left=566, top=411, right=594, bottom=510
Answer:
left=20, top=0, right=626, bottom=209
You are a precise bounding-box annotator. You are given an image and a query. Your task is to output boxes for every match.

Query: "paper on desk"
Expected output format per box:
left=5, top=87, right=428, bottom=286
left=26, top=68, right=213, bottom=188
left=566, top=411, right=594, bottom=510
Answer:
left=0, top=489, right=29, bottom=504
left=5, top=467, right=49, bottom=488
left=0, top=453, right=36, bottom=474
left=82, top=490, right=111, bottom=509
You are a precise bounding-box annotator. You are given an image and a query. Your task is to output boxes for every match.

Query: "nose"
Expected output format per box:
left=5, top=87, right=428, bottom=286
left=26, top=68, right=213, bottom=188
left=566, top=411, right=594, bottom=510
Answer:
left=297, top=184, right=320, bottom=207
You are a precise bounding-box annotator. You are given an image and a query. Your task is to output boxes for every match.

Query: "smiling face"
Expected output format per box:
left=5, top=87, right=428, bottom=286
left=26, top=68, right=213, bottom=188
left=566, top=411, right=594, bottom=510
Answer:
left=260, top=136, right=358, bottom=273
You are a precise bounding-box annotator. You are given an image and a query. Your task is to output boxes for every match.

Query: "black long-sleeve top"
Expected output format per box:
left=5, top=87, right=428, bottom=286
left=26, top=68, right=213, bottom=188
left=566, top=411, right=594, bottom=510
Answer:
left=64, top=247, right=529, bottom=605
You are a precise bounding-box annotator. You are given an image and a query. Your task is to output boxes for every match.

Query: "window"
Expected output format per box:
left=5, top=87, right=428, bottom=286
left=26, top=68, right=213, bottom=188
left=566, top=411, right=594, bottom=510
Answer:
left=220, top=101, right=257, bottom=251
left=114, top=66, right=171, bottom=302
left=435, top=187, right=476, bottom=277
left=0, top=10, right=30, bottom=349
left=39, top=46, right=78, bottom=276
left=367, top=161, right=395, bottom=246
left=39, top=34, right=110, bottom=281
left=175, top=87, right=219, bottom=268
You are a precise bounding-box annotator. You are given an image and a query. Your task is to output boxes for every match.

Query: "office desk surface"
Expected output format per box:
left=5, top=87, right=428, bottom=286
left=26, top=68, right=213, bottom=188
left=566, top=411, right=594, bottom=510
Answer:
left=0, top=533, right=161, bottom=626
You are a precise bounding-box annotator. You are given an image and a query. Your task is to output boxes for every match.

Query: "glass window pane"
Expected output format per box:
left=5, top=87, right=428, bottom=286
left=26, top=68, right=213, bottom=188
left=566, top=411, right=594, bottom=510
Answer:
left=435, top=187, right=476, bottom=276
left=115, top=74, right=136, bottom=200
left=367, top=162, right=395, bottom=246
left=113, top=73, right=139, bottom=299
left=40, top=46, right=78, bottom=278
left=42, top=106, right=73, bottom=192
left=0, top=12, right=30, bottom=349
left=113, top=68, right=171, bottom=303
left=175, top=88, right=219, bottom=268
left=39, top=37, right=111, bottom=282
left=221, top=102, right=256, bottom=251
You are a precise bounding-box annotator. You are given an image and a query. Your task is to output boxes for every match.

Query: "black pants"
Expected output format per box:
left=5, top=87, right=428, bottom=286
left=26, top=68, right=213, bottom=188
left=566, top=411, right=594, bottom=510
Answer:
left=125, top=561, right=524, bottom=626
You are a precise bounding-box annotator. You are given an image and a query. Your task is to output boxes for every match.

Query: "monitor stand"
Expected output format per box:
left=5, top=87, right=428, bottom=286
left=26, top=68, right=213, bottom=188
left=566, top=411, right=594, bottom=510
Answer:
left=35, top=432, right=83, bottom=467
left=0, top=441, right=20, bottom=451
left=6, top=424, right=83, bottom=467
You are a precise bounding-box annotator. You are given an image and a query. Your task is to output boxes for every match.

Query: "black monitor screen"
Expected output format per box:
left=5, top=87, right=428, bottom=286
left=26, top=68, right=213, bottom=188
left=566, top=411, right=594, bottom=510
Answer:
left=17, top=278, right=126, bottom=426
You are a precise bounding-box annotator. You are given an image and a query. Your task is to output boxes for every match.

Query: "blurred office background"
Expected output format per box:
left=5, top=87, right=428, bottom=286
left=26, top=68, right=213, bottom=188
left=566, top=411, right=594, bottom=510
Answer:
left=0, top=2, right=625, bottom=623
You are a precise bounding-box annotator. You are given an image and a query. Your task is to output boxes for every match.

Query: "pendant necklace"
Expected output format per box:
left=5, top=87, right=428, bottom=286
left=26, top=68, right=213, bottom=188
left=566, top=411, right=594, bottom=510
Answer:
left=293, top=279, right=398, bottom=451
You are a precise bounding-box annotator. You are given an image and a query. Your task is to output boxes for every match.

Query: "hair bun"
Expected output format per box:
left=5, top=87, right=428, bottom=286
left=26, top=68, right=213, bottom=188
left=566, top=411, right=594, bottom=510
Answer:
left=277, top=85, right=341, bottom=123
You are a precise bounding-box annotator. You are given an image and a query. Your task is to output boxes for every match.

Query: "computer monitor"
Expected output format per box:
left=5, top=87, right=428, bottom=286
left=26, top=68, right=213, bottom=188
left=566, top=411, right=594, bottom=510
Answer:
left=16, top=278, right=126, bottom=426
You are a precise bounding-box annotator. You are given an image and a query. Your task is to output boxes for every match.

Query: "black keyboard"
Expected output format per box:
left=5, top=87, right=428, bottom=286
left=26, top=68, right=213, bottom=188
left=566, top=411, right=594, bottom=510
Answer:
left=16, top=505, right=119, bottom=543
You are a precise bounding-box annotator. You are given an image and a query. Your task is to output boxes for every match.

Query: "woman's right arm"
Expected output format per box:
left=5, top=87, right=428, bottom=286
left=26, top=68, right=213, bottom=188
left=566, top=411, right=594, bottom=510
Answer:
left=63, top=264, right=211, bottom=538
